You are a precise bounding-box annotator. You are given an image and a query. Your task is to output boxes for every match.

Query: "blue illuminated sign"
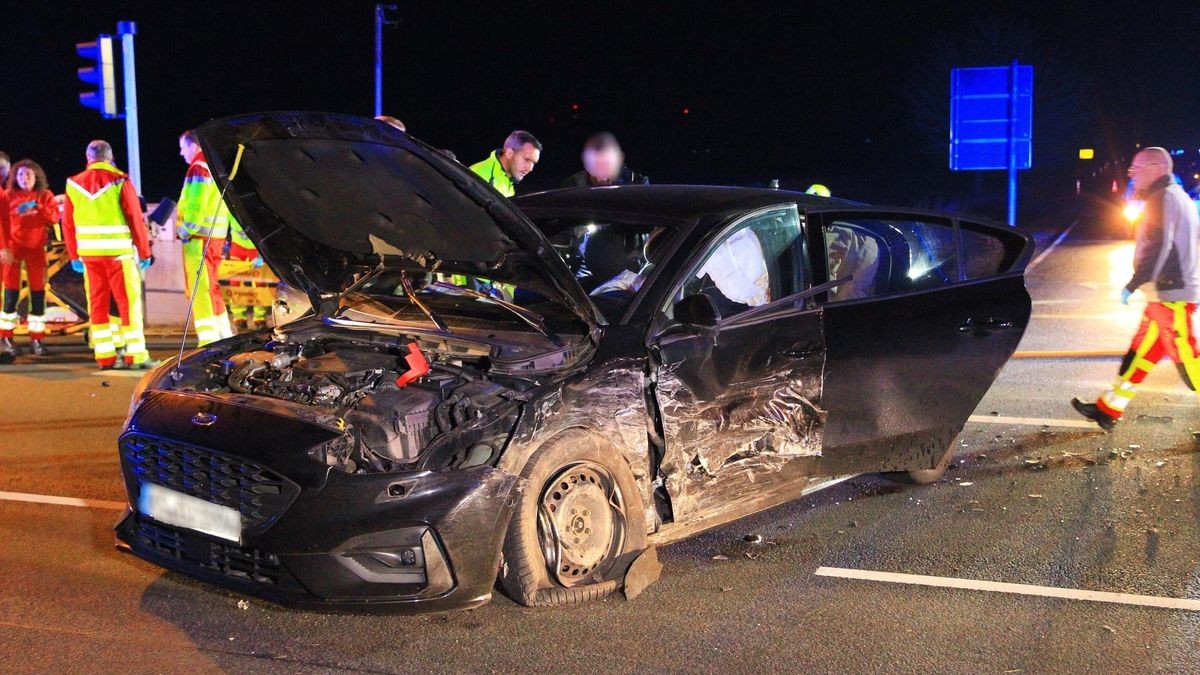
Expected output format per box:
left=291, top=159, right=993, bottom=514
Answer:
left=949, top=65, right=1033, bottom=171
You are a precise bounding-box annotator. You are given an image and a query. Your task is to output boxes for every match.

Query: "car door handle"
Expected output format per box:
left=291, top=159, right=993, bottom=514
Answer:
left=958, top=317, right=1015, bottom=334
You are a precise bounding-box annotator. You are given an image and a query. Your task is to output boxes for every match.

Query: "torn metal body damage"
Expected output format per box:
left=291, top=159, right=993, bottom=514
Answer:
left=653, top=359, right=825, bottom=518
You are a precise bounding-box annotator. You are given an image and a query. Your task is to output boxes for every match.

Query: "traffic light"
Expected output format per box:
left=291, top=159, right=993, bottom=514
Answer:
left=77, top=35, right=117, bottom=118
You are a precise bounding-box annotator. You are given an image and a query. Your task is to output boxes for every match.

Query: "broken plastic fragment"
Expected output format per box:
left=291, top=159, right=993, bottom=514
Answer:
left=1028, top=494, right=1043, bottom=498
left=237, top=599, right=249, bottom=610
left=743, top=534, right=763, bottom=544
left=958, top=481, right=973, bottom=486
left=711, top=554, right=730, bottom=561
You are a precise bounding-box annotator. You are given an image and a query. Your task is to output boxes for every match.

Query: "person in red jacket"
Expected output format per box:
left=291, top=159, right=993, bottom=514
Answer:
left=0, top=160, right=59, bottom=357
left=0, top=181, right=9, bottom=365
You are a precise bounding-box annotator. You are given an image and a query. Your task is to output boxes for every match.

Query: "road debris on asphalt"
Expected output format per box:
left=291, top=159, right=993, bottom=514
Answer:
left=237, top=599, right=249, bottom=610
left=743, top=533, right=763, bottom=544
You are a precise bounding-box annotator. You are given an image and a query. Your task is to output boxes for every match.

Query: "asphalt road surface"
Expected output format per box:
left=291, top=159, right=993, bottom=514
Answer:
left=2, top=226, right=1199, bottom=673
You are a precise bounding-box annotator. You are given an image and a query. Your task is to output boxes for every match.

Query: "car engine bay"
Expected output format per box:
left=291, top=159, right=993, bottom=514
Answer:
left=163, top=332, right=532, bottom=474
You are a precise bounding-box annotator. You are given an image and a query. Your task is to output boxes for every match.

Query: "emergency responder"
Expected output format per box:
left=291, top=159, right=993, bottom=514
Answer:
left=176, top=130, right=233, bottom=345
left=468, top=131, right=541, bottom=198
left=226, top=220, right=269, bottom=331
left=61, top=140, right=154, bottom=369
left=0, top=160, right=59, bottom=356
left=561, top=132, right=648, bottom=188
left=0, top=171, right=10, bottom=365
left=1073, top=147, right=1200, bottom=430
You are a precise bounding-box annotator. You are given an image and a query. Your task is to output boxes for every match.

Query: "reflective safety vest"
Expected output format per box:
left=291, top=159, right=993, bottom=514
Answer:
left=64, top=161, right=136, bottom=258
left=469, top=150, right=515, bottom=198
left=178, top=153, right=236, bottom=240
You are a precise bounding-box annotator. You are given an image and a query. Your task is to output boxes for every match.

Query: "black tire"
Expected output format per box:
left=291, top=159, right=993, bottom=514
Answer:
left=882, top=441, right=956, bottom=485
left=499, top=431, right=647, bottom=607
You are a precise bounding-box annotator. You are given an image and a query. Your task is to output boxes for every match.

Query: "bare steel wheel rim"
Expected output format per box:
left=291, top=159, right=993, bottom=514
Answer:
left=536, top=461, right=627, bottom=587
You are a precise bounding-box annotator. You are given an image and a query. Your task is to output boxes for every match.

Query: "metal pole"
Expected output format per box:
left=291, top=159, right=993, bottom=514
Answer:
left=1006, top=59, right=1018, bottom=227
left=118, top=21, right=141, bottom=195
left=374, top=5, right=383, bottom=117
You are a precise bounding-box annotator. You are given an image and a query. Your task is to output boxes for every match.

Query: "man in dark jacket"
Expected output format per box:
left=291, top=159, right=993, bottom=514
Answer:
left=561, top=132, right=648, bottom=188
left=1074, top=147, right=1200, bottom=429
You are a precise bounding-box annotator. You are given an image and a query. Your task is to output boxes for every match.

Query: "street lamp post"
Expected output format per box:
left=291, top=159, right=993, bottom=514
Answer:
left=374, top=4, right=398, bottom=117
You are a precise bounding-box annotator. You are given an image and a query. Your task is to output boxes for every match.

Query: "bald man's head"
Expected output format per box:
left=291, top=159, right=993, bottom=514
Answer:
left=1129, top=147, right=1172, bottom=191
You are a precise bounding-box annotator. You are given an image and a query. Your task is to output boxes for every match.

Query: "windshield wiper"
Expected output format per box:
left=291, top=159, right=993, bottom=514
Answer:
left=429, top=281, right=562, bottom=346
left=401, top=272, right=450, bottom=332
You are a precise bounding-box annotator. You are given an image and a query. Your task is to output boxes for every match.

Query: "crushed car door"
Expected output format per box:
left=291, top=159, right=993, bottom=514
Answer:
left=647, top=204, right=829, bottom=520
left=812, top=210, right=1031, bottom=475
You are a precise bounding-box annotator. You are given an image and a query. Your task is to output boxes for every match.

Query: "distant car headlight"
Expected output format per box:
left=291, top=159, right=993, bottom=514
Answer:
left=1123, top=200, right=1144, bottom=223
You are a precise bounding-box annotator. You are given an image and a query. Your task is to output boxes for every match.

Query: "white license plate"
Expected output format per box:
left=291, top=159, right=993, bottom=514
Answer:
left=138, top=482, right=242, bottom=543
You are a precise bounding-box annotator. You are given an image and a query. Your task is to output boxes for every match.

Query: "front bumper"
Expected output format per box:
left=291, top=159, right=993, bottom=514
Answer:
left=115, top=453, right=521, bottom=613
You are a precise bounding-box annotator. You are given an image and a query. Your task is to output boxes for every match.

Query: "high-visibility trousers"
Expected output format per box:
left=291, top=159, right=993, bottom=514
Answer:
left=0, top=247, right=48, bottom=339
left=81, top=256, right=147, bottom=366
left=1097, top=300, right=1200, bottom=419
left=183, top=238, right=230, bottom=346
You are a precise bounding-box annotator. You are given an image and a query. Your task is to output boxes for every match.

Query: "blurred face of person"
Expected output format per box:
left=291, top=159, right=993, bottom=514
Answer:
left=583, top=146, right=623, bottom=183
left=15, top=167, right=36, bottom=191
left=0, top=160, right=9, bottom=183
left=1128, top=150, right=1169, bottom=192
left=501, top=143, right=540, bottom=182
left=179, top=137, right=201, bottom=165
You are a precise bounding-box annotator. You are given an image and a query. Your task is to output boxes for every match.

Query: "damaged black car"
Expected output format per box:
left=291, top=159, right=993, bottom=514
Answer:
left=115, top=112, right=1033, bottom=612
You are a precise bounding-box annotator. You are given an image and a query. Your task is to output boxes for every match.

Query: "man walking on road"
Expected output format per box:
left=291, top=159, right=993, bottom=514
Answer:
left=1073, top=147, right=1200, bottom=430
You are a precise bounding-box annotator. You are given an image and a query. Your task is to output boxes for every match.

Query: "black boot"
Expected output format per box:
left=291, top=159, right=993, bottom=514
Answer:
left=1071, top=398, right=1117, bottom=431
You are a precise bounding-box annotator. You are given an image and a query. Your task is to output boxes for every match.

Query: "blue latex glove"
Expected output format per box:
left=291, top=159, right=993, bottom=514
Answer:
left=251, top=256, right=264, bottom=268
left=1120, top=288, right=1132, bottom=305
left=176, top=224, right=191, bottom=241
left=70, top=259, right=85, bottom=274
left=138, top=257, right=152, bottom=271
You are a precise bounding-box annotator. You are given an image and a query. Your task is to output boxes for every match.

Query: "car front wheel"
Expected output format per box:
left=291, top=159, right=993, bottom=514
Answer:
left=499, top=431, right=647, bottom=606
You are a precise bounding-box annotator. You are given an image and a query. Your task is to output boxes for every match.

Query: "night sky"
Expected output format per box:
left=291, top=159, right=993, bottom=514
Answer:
left=2, top=1, right=1196, bottom=224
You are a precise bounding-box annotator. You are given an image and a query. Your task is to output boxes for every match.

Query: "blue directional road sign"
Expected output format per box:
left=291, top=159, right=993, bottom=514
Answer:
left=949, top=65, right=1033, bottom=171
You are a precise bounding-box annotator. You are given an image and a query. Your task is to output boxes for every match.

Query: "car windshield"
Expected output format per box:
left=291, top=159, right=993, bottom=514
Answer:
left=532, top=217, right=674, bottom=321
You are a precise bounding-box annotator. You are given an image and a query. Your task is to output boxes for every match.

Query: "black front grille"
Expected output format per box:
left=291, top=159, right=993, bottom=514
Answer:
left=120, top=433, right=299, bottom=532
left=136, top=518, right=283, bottom=585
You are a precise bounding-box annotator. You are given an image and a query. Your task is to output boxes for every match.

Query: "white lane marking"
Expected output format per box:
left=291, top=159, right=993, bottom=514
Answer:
left=1026, top=220, right=1078, bottom=271
left=89, top=370, right=146, bottom=378
left=0, top=490, right=125, bottom=511
left=814, top=567, right=1200, bottom=611
left=967, top=414, right=1098, bottom=430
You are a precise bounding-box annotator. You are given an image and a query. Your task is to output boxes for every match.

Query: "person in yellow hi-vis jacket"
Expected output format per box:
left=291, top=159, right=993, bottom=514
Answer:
left=176, top=130, right=232, bottom=346
left=226, top=220, right=270, bottom=331
left=61, top=141, right=155, bottom=369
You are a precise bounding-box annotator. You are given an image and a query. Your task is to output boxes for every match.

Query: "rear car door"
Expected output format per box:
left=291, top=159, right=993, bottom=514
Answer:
left=810, top=210, right=1032, bottom=475
left=647, top=204, right=830, bottom=520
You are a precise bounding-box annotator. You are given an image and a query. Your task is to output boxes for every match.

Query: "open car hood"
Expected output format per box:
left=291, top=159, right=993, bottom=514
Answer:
left=194, top=112, right=601, bottom=331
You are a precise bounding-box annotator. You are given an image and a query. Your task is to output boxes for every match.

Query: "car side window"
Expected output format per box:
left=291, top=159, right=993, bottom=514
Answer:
left=668, top=205, right=807, bottom=320
left=823, top=217, right=957, bottom=301
left=959, top=221, right=1022, bottom=279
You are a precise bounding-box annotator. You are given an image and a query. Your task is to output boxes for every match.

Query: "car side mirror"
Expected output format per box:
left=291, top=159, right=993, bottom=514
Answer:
left=674, top=294, right=721, bottom=330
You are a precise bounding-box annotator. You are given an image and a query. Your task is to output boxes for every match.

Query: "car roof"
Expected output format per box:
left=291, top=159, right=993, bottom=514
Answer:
left=513, top=184, right=863, bottom=225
